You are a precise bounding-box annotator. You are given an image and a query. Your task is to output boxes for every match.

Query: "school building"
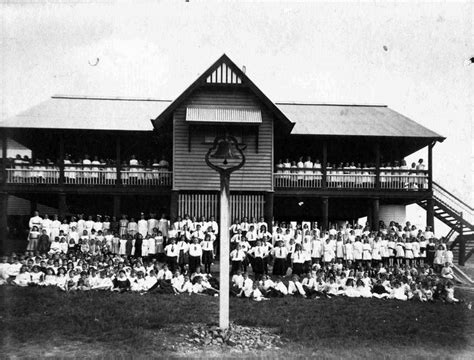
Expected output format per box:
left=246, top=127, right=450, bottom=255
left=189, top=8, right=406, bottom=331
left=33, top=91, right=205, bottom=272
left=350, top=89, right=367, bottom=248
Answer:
left=1, top=55, right=473, bottom=263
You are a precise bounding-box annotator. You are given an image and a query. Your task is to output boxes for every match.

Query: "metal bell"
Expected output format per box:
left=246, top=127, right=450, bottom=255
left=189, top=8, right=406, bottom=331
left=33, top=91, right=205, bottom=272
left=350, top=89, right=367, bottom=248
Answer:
left=211, top=139, right=240, bottom=165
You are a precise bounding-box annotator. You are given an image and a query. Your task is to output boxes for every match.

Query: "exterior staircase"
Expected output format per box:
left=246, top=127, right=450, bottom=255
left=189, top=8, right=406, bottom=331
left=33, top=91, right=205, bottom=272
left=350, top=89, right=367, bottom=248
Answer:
left=417, top=182, right=474, bottom=265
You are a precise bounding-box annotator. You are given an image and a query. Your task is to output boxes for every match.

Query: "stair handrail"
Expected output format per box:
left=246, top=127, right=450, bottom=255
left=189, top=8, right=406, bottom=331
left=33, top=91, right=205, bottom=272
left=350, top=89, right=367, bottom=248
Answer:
left=432, top=181, right=474, bottom=224
left=433, top=181, right=473, bottom=211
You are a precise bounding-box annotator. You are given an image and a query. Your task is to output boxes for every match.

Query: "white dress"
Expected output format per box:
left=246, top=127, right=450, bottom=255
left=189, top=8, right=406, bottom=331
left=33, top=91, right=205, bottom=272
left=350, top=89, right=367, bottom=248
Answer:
left=362, top=243, right=372, bottom=260
left=353, top=241, right=363, bottom=260
left=119, top=239, right=127, bottom=255
left=344, top=242, right=354, bottom=261
left=141, top=238, right=149, bottom=257
left=372, top=241, right=382, bottom=260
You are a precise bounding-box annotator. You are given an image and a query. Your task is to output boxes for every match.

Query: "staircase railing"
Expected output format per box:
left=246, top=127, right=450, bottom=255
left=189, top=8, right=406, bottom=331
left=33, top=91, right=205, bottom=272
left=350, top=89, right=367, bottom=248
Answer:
left=432, top=181, right=474, bottom=225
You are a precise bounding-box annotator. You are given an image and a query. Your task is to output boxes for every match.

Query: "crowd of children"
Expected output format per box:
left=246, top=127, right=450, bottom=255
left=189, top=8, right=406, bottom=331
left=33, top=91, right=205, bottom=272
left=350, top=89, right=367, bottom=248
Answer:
left=275, top=156, right=427, bottom=189
left=1, top=212, right=462, bottom=303
left=8, top=154, right=170, bottom=184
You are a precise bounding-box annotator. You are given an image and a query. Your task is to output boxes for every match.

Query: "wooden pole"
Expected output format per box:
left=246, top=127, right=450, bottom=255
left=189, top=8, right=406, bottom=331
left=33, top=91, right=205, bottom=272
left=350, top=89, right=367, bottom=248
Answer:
left=1, top=130, right=7, bottom=185
left=170, top=190, right=179, bottom=222
left=58, top=192, right=67, bottom=219
left=113, top=195, right=121, bottom=218
left=58, top=132, right=65, bottom=185
left=321, top=197, right=329, bottom=231
left=204, top=135, right=246, bottom=331
left=428, top=142, right=433, bottom=191
left=264, top=191, right=274, bottom=231
left=459, top=213, right=465, bottom=266
left=116, top=136, right=122, bottom=185
left=372, top=197, right=380, bottom=231
left=0, top=192, right=7, bottom=254
left=322, top=141, right=327, bottom=188
left=426, top=197, right=434, bottom=231
left=219, top=173, right=230, bottom=329
left=375, top=142, right=380, bottom=189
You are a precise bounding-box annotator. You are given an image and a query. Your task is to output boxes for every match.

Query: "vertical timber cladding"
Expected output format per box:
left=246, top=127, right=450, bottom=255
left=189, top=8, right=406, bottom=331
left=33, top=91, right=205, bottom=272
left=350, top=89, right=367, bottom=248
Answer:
left=178, top=193, right=264, bottom=221
left=173, top=87, right=274, bottom=191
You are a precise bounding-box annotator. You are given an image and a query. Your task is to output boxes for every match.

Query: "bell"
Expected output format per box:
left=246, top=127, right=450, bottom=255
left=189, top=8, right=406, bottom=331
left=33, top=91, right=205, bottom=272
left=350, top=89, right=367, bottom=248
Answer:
left=211, top=139, right=240, bottom=165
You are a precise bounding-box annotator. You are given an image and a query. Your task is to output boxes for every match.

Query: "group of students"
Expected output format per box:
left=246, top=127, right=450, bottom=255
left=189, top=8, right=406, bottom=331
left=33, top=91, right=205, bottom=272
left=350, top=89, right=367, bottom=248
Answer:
left=9, top=212, right=462, bottom=304
left=8, top=154, right=170, bottom=183
left=275, top=156, right=427, bottom=189
left=230, top=263, right=460, bottom=303
left=25, top=211, right=221, bottom=274
left=0, top=253, right=219, bottom=296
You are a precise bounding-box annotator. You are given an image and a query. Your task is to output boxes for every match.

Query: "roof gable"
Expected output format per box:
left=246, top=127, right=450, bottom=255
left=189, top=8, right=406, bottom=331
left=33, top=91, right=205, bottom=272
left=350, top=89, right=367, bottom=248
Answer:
left=151, top=54, right=294, bottom=132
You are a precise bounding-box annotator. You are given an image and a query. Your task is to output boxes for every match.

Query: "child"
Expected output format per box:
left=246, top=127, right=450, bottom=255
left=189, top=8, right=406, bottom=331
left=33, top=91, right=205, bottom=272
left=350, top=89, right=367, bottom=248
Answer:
left=176, top=235, right=190, bottom=273
left=291, top=243, right=306, bottom=276
left=201, top=234, right=214, bottom=274
left=433, top=245, right=445, bottom=273
left=288, top=275, right=306, bottom=297
left=37, top=229, right=50, bottom=254
left=29, top=265, right=44, bottom=285
left=155, top=231, right=165, bottom=262
left=395, top=238, right=405, bottom=267
left=112, top=270, right=130, bottom=292
left=42, top=268, right=57, bottom=287
left=230, top=244, right=245, bottom=275
left=445, top=282, right=459, bottom=303
left=12, top=266, right=31, bottom=287
left=188, top=237, right=202, bottom=274
left=27, top=226, right=40, bottom=252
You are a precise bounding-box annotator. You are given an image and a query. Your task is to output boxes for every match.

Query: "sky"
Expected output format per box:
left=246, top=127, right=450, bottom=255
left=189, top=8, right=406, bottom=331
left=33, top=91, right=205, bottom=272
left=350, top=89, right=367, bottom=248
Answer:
left=1, top=0, right=473, bottom=210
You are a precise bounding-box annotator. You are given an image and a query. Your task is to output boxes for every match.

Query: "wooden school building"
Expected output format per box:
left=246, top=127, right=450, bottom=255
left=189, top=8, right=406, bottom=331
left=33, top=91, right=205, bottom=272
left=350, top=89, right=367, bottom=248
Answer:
left=3, top=54, right=471, bottom=257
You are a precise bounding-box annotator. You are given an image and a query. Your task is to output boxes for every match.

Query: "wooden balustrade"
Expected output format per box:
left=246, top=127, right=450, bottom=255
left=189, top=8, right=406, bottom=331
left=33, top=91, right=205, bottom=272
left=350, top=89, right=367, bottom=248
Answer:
left=6, top=165, right=172, bottom=187
left=274, top=169, right=429, bottom=190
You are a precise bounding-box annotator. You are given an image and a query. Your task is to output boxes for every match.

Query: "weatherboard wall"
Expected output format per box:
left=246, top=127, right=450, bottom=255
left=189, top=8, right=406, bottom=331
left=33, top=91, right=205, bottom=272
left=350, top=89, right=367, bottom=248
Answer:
left=172, top=88, right=273, bottom=192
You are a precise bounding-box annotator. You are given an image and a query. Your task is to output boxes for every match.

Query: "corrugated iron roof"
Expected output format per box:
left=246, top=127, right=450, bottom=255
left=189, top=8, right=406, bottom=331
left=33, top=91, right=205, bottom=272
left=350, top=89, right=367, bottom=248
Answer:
left=0, top=95, right=171, bottom=131
left=186, top=105, right=262, bottom=123
left=276, top=103, right=444, bottom=139
left=0, top=96, right=444, bottom=140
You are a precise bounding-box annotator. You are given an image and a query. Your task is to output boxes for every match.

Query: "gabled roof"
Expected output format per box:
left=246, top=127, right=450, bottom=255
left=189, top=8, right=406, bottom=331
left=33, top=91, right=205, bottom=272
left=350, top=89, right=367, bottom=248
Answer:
left=275, top=103, right=445, bottom=140
left=0, top=95, right=171, bottom=131
left=151, top=54, right=295, bottom=132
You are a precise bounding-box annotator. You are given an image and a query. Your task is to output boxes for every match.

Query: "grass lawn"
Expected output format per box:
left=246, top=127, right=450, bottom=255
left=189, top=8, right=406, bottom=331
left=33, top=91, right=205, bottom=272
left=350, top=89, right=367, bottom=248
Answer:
left=1, top=286, right=474, bottom=359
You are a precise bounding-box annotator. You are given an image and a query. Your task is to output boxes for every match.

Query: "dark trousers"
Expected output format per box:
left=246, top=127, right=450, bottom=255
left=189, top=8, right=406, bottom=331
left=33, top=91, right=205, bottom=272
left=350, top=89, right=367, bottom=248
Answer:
left=273, top=258, right=287, bottom=276
left=231, top=260, right=242, bottom=274
left=166, top=256, right=178, bottom=273
left=189, top=256, right=201, bottom=274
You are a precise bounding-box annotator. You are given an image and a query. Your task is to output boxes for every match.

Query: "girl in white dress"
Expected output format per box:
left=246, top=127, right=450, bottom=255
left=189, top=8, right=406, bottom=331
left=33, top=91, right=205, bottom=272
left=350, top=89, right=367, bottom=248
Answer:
left=404, top=239, right=414, bottom=266
left=362, top=239, right=372, bottom=267
left=412, top=238, right=420, bottom=267
left=323, top=238, right=335, bottom=265
left=388, top=237, right=396, bottom=267
left=343, top=239, right=354, bottom=266
left=336, top=237, right=344, bottom=261
left=141, top=237, right=149, bottom=259
left=311, top=236, right=323, bottom=265
left=395, top=238, right=406, bottom=267
left=380, top=236, right=389, bottom=267
left=353, top=238, right=363, bottom=267
left=119, top=235, right=127, bottom=256
left=419, top=237, right=427, bottom=267
left=433, top=245, right=445, bottom=273
left=12, top=266, right=31, bottom=287
left=371, top=237, right=382, bottom=266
